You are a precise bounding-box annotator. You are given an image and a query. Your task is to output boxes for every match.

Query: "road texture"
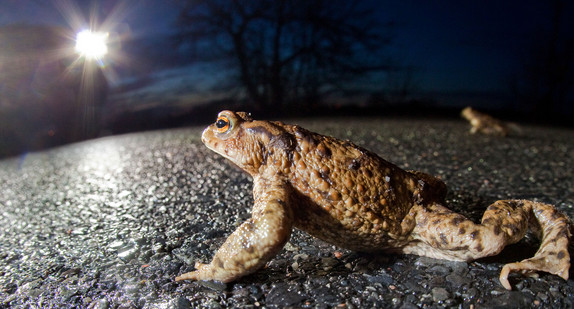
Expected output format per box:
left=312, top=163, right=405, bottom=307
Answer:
left=1, top=117, right=573, bottom=308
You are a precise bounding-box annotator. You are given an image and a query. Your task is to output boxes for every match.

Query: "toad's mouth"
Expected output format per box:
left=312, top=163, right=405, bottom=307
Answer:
left=201, top=128, right=238, bottom=162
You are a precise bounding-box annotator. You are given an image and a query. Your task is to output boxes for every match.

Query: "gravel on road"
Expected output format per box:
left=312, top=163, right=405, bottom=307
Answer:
left=1, top=117, right=573, bottom=308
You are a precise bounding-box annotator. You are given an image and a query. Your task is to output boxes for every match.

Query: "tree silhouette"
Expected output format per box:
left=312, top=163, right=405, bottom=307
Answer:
left=174, top=0, right=394, bottom=111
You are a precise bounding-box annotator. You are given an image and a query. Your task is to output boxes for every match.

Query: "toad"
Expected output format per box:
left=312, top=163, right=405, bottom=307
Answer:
left=176, top=110, right=571, bottom=290
left=461, top=106, right=510, bottom=136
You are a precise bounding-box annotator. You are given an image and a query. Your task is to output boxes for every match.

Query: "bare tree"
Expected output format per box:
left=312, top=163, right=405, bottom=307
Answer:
left=174, top=0, right=394, bottom=111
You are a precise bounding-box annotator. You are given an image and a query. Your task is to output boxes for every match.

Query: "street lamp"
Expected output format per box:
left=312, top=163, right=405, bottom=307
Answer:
left=75, top=29, right=108, bottom=60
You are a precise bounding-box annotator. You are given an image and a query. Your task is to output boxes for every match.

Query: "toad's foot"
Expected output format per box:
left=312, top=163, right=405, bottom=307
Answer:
left=176, top=178, right=293, bottom=283
left=175, top=262, right=208, bottom=282
left=499, top=204, right=571, bottom=290
left=499, top=253, right=570, bottom=290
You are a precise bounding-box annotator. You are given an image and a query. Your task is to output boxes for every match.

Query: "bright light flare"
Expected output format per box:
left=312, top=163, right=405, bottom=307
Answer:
left=75, top=30, right=109, bottom=60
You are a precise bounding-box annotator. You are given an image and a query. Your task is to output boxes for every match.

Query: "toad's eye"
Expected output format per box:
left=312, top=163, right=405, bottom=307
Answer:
left=215, top=116, right=231, bottom=133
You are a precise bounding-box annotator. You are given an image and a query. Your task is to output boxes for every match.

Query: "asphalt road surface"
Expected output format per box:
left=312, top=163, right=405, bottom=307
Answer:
left=1, top=117, right=573, bottom=308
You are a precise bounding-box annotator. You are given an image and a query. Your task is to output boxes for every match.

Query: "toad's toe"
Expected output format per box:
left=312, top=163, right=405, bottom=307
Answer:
left=175, top=270, right=200, bottom=282
left=499, top=254, right=570, bottom=290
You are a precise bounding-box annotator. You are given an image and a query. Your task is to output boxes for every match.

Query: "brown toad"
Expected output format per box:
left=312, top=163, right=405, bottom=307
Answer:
left=461, top=106, right=510, bottom=136
left=176, top=110, right=571, bottom=290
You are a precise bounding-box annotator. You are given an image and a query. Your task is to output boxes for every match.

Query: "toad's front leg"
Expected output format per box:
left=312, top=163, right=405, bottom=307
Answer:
left=176, top=179, right=293, bottom=283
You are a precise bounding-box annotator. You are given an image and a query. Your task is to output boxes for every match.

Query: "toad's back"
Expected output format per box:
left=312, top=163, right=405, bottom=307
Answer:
left=271, top=124, right=441, bottom=251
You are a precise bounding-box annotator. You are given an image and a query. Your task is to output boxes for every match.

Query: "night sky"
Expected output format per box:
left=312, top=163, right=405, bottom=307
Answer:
left=1, top=0, right=573, bottom=111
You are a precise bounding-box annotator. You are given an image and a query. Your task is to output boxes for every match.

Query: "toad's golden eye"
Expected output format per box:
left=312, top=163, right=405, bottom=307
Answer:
left=215, top=116, right=231, bottom=133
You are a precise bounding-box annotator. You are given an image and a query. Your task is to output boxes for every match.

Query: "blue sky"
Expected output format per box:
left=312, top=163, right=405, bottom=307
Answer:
left=1, top=0, right=572, bottom=110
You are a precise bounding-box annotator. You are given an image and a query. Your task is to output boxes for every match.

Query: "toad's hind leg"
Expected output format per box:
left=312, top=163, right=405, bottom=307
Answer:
left=403, top=200, right=571, bottom=290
